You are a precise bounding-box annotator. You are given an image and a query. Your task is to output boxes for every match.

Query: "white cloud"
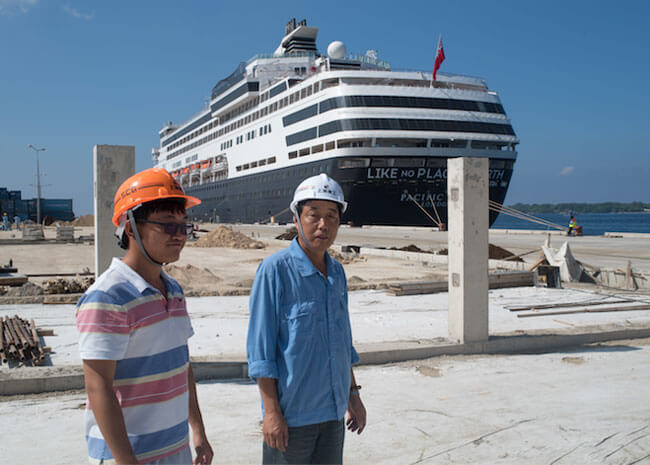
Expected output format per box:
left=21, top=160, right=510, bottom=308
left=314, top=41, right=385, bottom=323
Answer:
left=559, top=166, right=575, bottom=176
left=62, top=4, right=93, bottom=20
left=0, top=0, right=38, bottom=15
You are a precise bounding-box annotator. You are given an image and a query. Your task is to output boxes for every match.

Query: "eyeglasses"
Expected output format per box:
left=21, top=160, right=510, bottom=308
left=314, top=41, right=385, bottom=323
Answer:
left=137, top=220, right=195, bottom=236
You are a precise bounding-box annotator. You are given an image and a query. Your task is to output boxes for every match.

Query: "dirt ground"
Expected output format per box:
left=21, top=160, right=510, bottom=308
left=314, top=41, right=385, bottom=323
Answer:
left=2, top=223, right=648, bottom=298
left=0, top=225, right=447, bottom=298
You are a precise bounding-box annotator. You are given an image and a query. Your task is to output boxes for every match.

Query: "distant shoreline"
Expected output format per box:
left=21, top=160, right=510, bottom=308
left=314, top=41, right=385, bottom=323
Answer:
left=507, top=202, right=650, bottom=214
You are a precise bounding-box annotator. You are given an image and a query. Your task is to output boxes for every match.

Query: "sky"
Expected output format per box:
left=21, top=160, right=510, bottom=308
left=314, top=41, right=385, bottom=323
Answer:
left=1, top=0, right=648, bottom=216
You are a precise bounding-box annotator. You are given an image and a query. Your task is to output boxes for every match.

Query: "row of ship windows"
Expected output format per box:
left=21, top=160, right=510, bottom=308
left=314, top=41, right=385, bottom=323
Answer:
left=166, top=121, right=272, bottom=161
left=196, top=164, right=328, bottom=195
left=287, top=137, right=512, bottom=161
left=286, top=118, right=516, bottom=146
left=163, top=74, right=490, bottom=156
left=235, top=156, right=277, bottom=173
left=164, top=78, right=340, bottom=158
left=334, top=158, right=514, bottom=170
left=282, top=96, right=505, bottom=127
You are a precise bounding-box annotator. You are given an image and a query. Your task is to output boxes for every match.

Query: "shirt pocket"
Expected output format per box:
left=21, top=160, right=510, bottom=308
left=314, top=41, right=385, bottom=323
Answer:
left=282, top=300, right=319, bottom=321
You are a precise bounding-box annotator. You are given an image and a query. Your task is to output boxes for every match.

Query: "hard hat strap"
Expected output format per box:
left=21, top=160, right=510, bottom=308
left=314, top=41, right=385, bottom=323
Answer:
left=295, top=210, right=312, bottom=250
left=127, top=210, right=165, bottom=267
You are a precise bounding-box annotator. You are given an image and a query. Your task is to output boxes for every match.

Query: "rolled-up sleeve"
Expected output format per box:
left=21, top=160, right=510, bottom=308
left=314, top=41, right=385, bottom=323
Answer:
left=342, top=284, right=360, bottom=365
left=247, top=262, right=279, bottom=380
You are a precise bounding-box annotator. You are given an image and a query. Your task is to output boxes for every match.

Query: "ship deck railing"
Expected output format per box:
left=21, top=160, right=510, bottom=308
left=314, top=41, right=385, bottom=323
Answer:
left=162, top=66, right=489, bottom=141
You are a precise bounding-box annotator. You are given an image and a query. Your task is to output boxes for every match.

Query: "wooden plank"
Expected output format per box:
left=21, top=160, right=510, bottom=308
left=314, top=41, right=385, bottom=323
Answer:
left=517, top=304, right=650, bottom=318
left=388, top=272, right=535, bottom=296
left=36, top=328, right=55, bottom=337
left=528, top=256, right=546, bottom=272
left=508, top=299, right=633, bottom=312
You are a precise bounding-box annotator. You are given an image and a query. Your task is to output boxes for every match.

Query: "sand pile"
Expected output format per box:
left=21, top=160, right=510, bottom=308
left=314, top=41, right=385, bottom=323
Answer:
left=163, top=264, right=221, bottom=293
left=192, top=226, right=265, bottom=249
left=71, top=214, right=94, bottom=226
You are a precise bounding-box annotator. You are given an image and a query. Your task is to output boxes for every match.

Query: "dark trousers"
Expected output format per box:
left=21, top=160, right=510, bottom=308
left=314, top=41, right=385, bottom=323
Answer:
left=262, top=419, right=345, bottom=465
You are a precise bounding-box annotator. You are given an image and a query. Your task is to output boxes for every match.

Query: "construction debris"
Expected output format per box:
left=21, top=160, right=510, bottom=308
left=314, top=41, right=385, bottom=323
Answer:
left=436, top=244, right=524, bottom=261
left=191, top=226, right=265, bottom=249
left=5, top=282, right=43, bottom=297
left=275, top=227, right=298, bottom=240
left=1, top=316, right=50, bottom=366
left=41, top=277, right=94, bottom=294
left=542, top=241, right=584, bottom=282
left=327, top=249, right=364, bottom=265
left=389, top=244, right=429, bottom=253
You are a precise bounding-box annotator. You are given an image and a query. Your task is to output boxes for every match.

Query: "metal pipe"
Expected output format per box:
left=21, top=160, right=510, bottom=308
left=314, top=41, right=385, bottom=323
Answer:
left=28, top=145, right=46, bottom=225
left=30, top=319, right=43, bottom=357
left=5, top=318, right=21, bottom=349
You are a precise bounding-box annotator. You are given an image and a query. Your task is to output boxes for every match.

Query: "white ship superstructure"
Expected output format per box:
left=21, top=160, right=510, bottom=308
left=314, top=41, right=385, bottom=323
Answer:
left=153, top=18, right=518, bottom=225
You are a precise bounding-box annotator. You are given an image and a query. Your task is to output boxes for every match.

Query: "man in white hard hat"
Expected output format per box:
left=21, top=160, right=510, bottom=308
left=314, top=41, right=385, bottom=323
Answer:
left=247, top=173, right=366, bottom=464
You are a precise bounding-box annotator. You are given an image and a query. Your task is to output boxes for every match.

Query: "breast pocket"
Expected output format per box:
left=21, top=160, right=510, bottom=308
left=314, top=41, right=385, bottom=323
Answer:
left=281, top=301, right=321, bottom=345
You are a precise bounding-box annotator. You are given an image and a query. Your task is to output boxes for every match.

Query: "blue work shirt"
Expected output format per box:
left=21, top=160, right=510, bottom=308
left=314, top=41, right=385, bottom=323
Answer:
left=247, top=238, right=360, bottom=427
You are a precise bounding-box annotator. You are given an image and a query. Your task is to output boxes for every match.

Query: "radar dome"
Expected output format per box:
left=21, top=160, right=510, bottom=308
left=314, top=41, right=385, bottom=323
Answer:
left=327, top=41, right=347, bottom=59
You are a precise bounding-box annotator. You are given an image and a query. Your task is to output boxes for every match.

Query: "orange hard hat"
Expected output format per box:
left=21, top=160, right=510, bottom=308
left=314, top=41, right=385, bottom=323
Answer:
left=112, top=168, right=201, bottom=226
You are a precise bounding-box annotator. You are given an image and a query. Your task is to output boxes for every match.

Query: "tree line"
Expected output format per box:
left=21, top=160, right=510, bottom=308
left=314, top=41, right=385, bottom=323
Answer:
left=507, top=202, right=650, bottom=214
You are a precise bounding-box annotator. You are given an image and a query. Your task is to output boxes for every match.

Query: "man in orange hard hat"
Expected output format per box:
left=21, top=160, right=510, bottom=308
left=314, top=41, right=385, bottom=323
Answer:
left=76, top=168, right=213, bottom=464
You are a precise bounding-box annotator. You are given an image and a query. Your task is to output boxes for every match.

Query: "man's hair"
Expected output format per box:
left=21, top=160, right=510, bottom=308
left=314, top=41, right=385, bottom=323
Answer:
left=295, top=200, right=342, bottom=219
left=121, top=198, right=186, bottom=249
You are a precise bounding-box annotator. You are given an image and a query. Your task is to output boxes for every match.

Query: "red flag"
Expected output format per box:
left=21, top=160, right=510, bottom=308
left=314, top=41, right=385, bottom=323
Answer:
left=433, top=37, right=445, bottom=82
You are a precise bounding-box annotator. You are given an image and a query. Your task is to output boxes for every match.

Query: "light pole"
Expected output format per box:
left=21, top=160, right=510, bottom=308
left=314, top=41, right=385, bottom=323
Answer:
left=28, top=145, right=46, bottom=225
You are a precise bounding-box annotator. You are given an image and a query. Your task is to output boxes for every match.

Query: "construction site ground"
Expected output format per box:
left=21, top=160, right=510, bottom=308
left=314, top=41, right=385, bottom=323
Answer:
left=1, top=224, right=649, bottom=463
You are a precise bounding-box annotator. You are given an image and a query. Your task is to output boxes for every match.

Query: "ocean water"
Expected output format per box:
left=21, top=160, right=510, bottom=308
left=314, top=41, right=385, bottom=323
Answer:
left=491, top=212, right=650, bottom=236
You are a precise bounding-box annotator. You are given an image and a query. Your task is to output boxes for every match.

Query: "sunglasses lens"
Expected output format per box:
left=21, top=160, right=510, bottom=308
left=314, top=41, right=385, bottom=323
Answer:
left=163, top=223, right=180, bottom=235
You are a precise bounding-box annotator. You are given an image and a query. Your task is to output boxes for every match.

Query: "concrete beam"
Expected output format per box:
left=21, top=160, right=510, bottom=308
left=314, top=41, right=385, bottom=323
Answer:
left=93, top=145, right=135, bottom=277
left=3, top=324, right=650, bottom=395
left=447, top=157, right=489, bottom=343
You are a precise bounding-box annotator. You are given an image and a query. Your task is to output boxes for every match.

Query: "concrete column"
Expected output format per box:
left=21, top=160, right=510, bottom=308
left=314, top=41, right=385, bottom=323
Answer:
left=447, top=157, right=489, bottom=343
left=93, top=145, right=135, bottom=278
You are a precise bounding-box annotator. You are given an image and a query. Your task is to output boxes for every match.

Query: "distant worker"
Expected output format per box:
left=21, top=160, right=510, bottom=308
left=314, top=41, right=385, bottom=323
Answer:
left=1, top=212, right=7, bottom=231
left=13, top=215, right=20, bottom=230
left=247, top=173, right=366, bottom=465
left=75, top=168, right=213, bottom=464
left=568, top=215, right=578, bottom=236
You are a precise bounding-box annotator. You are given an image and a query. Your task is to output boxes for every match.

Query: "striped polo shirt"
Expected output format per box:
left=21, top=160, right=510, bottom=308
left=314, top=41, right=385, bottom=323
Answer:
left=76, top=258, right=194, bottom=464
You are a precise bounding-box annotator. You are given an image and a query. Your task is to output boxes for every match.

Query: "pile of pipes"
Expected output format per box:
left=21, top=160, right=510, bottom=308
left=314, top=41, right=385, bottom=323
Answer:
left=1, top=316, right=48, bottom=366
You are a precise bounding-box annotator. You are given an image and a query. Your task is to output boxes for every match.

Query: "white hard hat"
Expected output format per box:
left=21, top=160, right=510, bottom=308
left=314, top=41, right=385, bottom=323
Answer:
left=290, top=173, right=347, bottom=215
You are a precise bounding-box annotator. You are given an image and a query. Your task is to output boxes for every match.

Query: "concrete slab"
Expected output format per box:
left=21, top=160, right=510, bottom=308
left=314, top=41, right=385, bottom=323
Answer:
left=2, top=287, right=650, bottom=396
left=1, top=338, right=648, bottom=464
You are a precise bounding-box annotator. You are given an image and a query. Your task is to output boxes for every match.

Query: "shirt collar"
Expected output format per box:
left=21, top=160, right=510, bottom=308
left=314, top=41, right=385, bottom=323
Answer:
left=288, top=237, right=340, bottom=278
left=110, top=257, right=168, bottom=295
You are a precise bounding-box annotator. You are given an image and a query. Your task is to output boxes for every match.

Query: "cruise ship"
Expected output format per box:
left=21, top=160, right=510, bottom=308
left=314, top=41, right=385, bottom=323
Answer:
left=153, top=19, right=518, bottom=226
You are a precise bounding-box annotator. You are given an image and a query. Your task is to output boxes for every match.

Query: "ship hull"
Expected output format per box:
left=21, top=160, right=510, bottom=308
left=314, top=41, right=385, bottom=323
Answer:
left=185, top=155, right=513, bottom=226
